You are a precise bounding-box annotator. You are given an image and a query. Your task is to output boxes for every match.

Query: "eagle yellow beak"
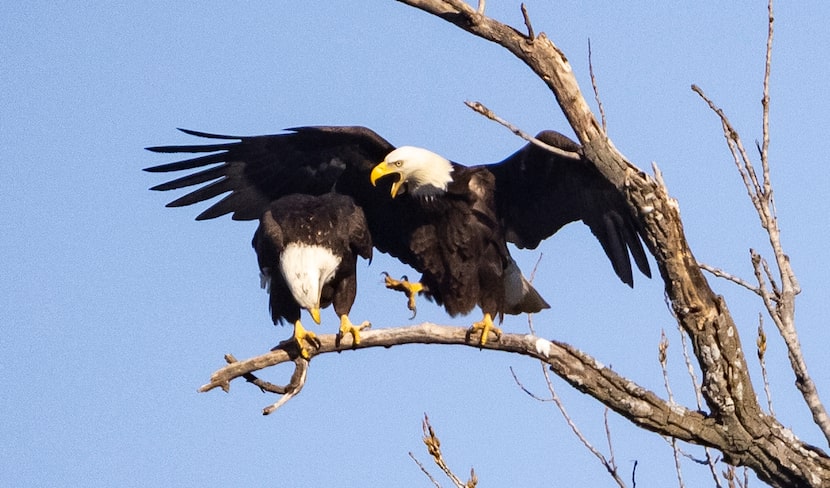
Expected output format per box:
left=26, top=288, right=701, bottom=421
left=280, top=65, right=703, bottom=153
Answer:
left=310, top=307, right=321, bottom=324
left=370, top=161, right=404, bottom=198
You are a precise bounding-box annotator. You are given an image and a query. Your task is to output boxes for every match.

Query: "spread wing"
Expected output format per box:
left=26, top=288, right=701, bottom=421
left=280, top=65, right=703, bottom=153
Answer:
left=487, top=131, right=651, bottom=286
left=144, top=126, right=395, bottom=221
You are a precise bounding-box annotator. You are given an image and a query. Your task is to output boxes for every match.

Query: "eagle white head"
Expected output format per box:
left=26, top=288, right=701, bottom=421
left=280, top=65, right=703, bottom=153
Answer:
left=277, top=242, right=342, bottom=324
left=370, top=146, right=454, bottom=198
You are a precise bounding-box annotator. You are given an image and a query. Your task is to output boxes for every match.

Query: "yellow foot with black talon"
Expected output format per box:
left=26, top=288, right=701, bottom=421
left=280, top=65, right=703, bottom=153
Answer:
left=338, top=314, right=371, bottom=345
left=382, top=272, right=424, bottom=318
left=469, top=313, right=502, bottom=346
left=293, top=320, right=321, bottom=359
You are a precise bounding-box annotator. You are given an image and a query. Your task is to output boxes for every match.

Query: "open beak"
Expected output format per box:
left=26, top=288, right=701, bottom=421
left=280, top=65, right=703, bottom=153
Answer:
left=370, top=161, right=404, bottom=198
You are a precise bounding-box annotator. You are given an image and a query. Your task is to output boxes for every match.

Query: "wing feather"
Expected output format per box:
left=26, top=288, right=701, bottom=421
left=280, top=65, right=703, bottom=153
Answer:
left=165, top=177, right=236, bottom=209
left=144, top=152, right=234, bottom=174
left=144, top=126, right=395, bottom=221
left=149, top=165, right=227, bottom=191
left=487, top=131, right=651, bottom=286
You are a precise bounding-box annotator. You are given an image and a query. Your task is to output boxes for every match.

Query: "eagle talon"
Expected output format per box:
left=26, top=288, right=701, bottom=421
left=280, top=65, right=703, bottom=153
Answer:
left=293, top=320, right=321, bottom=359
left=382, top=272, right=424, bottom=318
left=469, top=313, right=501, bottom=346
left=338, top=315, right=371, bottom=345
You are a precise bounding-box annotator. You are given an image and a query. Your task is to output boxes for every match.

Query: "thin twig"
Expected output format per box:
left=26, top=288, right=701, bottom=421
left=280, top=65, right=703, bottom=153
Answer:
left=631, top=460, right=638, bottom=488
left=658, top=330, right=673, bottom=403
left=658, top=331, right=686, bottom=488
left=509, top=367, right=550, bottom=403
left=525, top=253, right=544, bottom=336
left=761, top=0, right=773, bottom=199
left=409, top=451, right=443, bottom=488
left=528, top=253, right=543, bottom=285
left=520, top=3, right=533, bottom=40
left=659, top=436, right=717, bottom=466
left=536, top=362, right=627, bottom=487
left=691, top=84, right=766, bottom=223
left=511, top=362, right=625, bottom=486
left=757, top=315, right=775, bottom=415
left=464, top=100, right=581, bottom=160
left=724, top=466, right=737, bottom=488
left=699, top=263, right=764, bottom=297
left=587, top=38, right=607, bottom=132
left=750, top=250, right=779, bottom=339
left=760, top=255, right=781, bottom=296
left=604, top=407, right=618, bottom=474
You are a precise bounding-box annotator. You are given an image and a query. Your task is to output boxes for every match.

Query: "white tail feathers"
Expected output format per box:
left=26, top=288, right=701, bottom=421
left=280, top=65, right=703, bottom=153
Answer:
left=503, top=258, right=550, bottom=315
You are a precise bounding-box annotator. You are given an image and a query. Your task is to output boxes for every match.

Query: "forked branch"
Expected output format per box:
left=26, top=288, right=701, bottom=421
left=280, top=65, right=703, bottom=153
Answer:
left=201, top=323, right=830, bottom=486
left=390, top=0, right=829, bottom=485
left=203, top=324, right=714, bottom=443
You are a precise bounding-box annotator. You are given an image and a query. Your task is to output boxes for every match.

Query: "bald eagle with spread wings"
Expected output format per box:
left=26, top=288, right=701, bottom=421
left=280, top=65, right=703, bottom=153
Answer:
left=145, top=126, right=650, bottom=351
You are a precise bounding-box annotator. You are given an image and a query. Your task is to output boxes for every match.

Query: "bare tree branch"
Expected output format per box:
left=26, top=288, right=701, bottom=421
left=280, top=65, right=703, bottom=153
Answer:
left=408, top=451, right=444, bottom=488
left=519, top=3, right=533, bottom=40
left=761, top=0, right=774, bottom=198
left=587, top=38, right=607, bottom=132
left=699, top=263, right=764, bottom=297
left=383, top=1, right=830, bottom=485
left=200, top=323, right=830, bottom=486
left=202, top=324, right=709, bottom=439
left=463, top=100, right=581, bottom=160
left=511, top=363, right=627, bottom=487
left=603, top=407, right=619, bottom=477
left=757, top=316, right=775, bottom=416
left=658, top=331, right=686, bottom=488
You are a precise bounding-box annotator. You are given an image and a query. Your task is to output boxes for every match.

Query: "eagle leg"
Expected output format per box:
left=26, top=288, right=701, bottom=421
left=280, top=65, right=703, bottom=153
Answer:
left=338, top=314, right=371, bottom=345
left=468, top=313, right=502, bottom=346
left=292, top=319, right=321, bottom=359
left=382, top=272, right=424, bottom=318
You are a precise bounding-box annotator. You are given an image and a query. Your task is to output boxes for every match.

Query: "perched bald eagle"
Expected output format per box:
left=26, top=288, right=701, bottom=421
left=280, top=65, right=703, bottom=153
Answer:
left=253, top=193, right=372, bottom=358
left=145, top=126, right=650, bottom=344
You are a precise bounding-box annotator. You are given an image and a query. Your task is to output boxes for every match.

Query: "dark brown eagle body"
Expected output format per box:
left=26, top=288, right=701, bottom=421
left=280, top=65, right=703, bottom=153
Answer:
left=396, top=164, right=513, bottom=318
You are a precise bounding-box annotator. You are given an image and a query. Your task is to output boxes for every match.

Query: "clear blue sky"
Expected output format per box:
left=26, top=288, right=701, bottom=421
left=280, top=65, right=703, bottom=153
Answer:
left=3, top=2, right=829, bottom=486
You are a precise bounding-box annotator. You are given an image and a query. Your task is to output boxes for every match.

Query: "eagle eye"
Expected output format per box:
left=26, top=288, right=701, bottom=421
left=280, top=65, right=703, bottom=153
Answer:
left=393, top=160, right=403, bottom=168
